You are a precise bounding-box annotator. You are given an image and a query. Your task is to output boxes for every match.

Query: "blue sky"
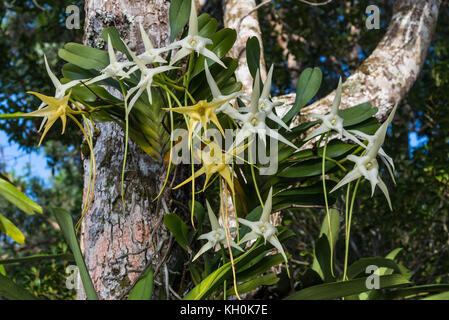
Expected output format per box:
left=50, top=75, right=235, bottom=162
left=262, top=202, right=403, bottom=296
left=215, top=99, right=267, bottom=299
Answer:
left=0, top=130, right=51, bottom=184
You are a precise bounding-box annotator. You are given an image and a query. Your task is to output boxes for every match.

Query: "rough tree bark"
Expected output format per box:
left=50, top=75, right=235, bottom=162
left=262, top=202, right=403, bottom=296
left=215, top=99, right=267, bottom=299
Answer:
left=78, top=0, right=174, bottom=300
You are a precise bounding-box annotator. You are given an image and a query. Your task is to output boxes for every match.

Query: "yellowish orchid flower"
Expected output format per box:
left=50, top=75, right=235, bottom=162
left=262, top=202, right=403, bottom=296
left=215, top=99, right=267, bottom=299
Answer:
left=26, top=91, right=72, bottom=146
left=164, top=95, right=237, bottom=142
left=173, top=141, right=246, bottom=194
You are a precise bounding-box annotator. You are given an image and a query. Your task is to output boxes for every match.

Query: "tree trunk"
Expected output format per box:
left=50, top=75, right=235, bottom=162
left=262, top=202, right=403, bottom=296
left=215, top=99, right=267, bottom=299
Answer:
left=223, top=0, right=266, bottom=93
left=78, top=0, right=174, bottom=300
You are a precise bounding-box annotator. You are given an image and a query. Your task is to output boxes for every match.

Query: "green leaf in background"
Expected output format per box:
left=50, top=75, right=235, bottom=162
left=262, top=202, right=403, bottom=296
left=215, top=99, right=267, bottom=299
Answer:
left=0, top=265, right=5, bottom=276
left=311, top=209, right=340, bottom=282
left=128, top=265, right=154, bottom=300
left=0, top=178, right=42, bottom=215
left=246, top=37, right=261, bottom=79
left=169, top=0, right=191, bottom=42
left=286, top=274, right=410, bottom=300
left=283, top=67, right=322, bottom=124
left=347, top=257, right=406, bottom=280
left=0, top=253, right=73, bottom=265
left=422, top=291, right=449, bottom=300
left=164, top=213, right=189, bottom=251
left=339, top=102, right=378, bottom=127
left=381, top=284, right=449, bottom=300
left=0, top=273, right=38, bottom=300
left=0, top=213, right=25, bottom=244
left=53, top=208, right=98, bottom=300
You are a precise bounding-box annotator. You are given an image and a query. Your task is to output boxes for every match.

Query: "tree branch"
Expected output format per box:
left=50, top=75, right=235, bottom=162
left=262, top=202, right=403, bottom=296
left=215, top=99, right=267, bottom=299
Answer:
left=275, top=0, right=441, bottom=125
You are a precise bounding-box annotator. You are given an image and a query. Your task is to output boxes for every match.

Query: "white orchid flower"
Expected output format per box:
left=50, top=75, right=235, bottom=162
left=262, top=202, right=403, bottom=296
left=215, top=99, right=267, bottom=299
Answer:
left=192, top=201, right=242, bottom=261
left=204, top=61, right=242, bottom=120
left=85, top=35, right=135, bottom=86
left=240, top=65, right=289, bottom=131
left=306, top=77, right=362, bottom=146
left=330, top=104, right=399, bottom=210
left=348, top=104, right=399, bottom=184
left=237, top=188, right=288, bottom=265
left=167, top=0, right=226, bottom=69
left=124, top=45, right=178, bottom=113
left=137, top=23, right=169, bottom=64
left=234, top=69, right=298, bottom=150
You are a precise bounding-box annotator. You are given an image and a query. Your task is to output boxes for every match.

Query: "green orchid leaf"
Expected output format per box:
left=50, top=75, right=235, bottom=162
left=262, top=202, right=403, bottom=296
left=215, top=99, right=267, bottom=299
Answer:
left=53, top=208, right=98, bottom=300
left=246, top=37, right=261, bottom=79
left=223, top=274, right=279, bottom=298
left=58, top=43, right=108, bottom=70
left=191, top=28, right=237, bottom=77
left=169, top=0, right=192, bottom=42
left=283, top=67, right=322, bottom=124
left=128, top=265, right=154, bottom=300
left=164, top=213, right=189, bottom=251
left=286, top=274, right=410, bottom=300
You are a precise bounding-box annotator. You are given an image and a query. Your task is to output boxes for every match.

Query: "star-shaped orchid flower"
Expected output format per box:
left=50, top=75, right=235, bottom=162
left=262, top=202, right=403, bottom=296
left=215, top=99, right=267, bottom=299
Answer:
left=85, top=35, right=135, bottom=85
left=37, top=55, right=87, bottom=130
left=167, top=0, right=226, bottom=68
left=237, top=188, right=288, bottom=265
left=173, top=140, right=247, bottom=194
left=239, top=65, right=288, bottom=130
left=234, top=69, right=298, bottom=150
left=305, top=77, right=362, bottom=146
left=204, top=61, right=243, bottom=120
left=330, top=104, right=399, bottom=210
left=124, top=46, right=178, bottom=113
left=26, top=91, right=72, bottom=146
left=136, top=23, right=169, bottom=64
left=192, top=200, right=242, bottom=261
left=163, top=94, right=237, bottom=143
left=348, top=106, right=398, bottom=184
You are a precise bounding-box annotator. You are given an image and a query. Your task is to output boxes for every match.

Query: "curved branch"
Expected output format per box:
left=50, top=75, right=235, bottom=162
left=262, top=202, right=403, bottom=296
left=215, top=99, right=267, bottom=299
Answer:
left=275, top=0, right=441, bottom=123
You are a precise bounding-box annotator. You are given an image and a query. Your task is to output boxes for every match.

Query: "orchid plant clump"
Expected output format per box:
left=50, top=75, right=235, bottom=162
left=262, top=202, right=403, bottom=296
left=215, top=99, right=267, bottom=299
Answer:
left=3, top=0, right=425, bottom=301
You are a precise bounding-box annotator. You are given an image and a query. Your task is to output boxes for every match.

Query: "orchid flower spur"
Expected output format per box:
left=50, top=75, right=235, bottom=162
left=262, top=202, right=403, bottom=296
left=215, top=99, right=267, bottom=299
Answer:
left=173, top=140, right=246, bottom=194
left=167, top=0, right=226, bottom=69
left=204, top=61, right=242, bottom=121
left=330, top=105, right=399, bottom=210
left=26, top=91, right=72, bottom=146
left=305, top=77, right=362, bottom=146
left=192, top=200, right=242, bottom=261
left=240, top=65, right=289, bottom=131
left=234, top=70, right=298, bottom=150
left=124, top=47, right=178, bottom=113
left=85, top=35, right=135, bottom=85
left=237, top=188, right=288, bottom=265
left=136, top=23, right=169, bottom=64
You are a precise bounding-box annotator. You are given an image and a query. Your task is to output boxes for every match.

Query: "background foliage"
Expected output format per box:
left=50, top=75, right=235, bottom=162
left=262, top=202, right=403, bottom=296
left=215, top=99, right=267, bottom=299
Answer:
left=0, top=0, right=447, bottom=299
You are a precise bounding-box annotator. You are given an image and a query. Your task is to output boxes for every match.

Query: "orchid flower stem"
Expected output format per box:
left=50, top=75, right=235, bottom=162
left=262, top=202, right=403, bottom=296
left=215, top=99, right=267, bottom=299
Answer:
left=222, top=181, right=240, bottom=300
left=343, top=178, right=361, bottom=281
left=153, top=92, right=175, bottom=202
left=325, top=157, right=347, bottom=172
left=119, top=80, right=129, bottom=211
left=248, top=141, right=264, bottom=208
left=69, top=114, right=96, bottom=233
left=231, top=161, right=240, bottom=242
left=321, top=132, right=335, bottom=277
